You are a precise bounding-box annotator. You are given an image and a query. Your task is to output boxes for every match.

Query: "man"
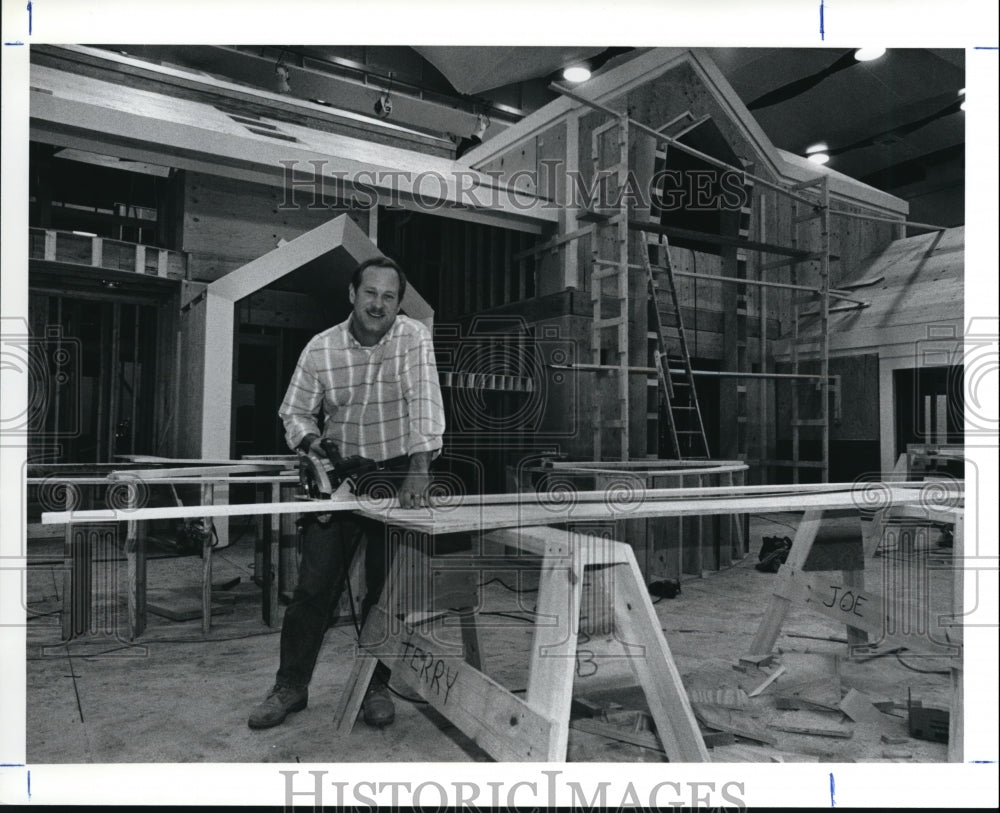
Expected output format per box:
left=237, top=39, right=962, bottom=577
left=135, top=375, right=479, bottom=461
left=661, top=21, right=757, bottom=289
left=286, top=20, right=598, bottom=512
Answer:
left=248, top=256, right=445, bottom=730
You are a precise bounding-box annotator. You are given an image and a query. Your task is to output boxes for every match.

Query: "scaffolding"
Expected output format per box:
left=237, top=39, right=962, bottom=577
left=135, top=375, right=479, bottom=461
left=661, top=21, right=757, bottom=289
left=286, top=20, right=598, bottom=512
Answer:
left=550, top=84, right=943, bottom=479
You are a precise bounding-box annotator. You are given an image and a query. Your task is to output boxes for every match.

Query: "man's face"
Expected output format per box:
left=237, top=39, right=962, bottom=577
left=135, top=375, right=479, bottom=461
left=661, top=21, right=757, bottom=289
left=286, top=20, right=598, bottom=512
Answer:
left=348, top=265, right=401, bottom=343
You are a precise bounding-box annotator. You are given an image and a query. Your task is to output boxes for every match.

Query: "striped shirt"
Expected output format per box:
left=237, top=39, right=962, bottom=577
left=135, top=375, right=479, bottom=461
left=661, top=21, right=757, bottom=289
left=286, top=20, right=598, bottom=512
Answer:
left=279, top=314, right=445, bottom=462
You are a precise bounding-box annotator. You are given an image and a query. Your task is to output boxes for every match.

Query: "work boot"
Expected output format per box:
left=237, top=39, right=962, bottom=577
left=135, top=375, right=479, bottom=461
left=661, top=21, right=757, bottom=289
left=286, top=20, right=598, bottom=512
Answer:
left=247, top=684, right=308, bottom=730
left=362, top=682, right=395, bottom=728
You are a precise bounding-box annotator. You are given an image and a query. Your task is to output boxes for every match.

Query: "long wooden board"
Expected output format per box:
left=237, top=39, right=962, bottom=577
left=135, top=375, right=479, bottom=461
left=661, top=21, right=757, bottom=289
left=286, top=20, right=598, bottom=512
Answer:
left=42, top=482, right=958, bottom=527
left=108, top=463, right=286, bottom=479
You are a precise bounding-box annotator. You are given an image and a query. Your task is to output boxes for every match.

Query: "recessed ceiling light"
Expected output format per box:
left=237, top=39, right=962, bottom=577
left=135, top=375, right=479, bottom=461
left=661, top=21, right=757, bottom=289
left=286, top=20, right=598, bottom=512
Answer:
left=806, top=142, right=829, bottom=155
left=562, top=65, right=592, bottom=83
left=807, top=152, right=830, bottom=165
left=854, top=47, right=886, bottom=62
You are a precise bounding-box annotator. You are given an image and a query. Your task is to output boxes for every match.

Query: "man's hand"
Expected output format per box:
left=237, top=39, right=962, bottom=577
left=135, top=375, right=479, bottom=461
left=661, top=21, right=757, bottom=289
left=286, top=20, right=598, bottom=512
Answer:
left=397, top=452, right=433, bottom=509
left=397, top=471, right=430, bottom=509
left=299, top=433, right=325, bottom=457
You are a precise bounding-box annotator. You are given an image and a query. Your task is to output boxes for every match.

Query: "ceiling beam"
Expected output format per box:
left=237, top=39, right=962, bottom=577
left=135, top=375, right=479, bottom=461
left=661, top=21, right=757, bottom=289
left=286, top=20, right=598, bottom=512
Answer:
left=30, top=66, right=557, bottom=234
left=33, top=44, right=494, bottom=148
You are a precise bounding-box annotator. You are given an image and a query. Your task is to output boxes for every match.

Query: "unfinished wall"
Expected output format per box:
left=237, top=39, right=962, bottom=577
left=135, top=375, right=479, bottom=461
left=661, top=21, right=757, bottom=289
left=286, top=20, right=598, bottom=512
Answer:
left=180, top=171, right=370, bottom=283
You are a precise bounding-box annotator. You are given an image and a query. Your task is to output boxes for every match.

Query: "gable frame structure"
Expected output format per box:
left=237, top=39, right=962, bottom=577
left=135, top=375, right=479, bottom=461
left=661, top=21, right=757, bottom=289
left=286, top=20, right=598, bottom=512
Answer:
left=179, top=214, right=431, bottom=461
left=462, top=47, right=909, bottom=218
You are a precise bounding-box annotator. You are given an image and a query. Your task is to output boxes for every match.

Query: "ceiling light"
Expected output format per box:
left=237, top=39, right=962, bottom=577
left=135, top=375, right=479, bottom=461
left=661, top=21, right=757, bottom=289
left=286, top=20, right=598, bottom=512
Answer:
left=374, top=92, right=392, bottom=118
left=807, top=152, right=830, bottom=165
left=854, top=47, right=886, bottom=62
left=562, top=65, right=592, bottom=83
left=805, top=142, right=829, bottom=155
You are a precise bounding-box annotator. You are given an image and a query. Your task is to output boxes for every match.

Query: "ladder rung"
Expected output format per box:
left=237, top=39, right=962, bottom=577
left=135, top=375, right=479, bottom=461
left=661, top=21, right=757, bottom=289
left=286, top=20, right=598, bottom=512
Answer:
left=792, top=419, right=828, bottom=426
left=578, top=209, right=624, bottom=223
left=594, top=317, right=624, bottom=328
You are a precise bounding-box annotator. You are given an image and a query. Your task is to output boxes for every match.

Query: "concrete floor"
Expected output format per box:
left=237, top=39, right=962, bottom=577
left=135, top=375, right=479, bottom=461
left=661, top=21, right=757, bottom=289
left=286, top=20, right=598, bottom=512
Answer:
left=24, top=514, right=957, bottom=764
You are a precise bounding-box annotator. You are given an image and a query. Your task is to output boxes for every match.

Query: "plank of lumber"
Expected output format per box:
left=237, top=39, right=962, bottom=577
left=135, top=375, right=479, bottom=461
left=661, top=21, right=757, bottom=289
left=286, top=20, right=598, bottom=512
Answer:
left=109, top=463, right=286, bottom=479
left=770, top=724, right=854, bottom=739
left=570, top=718, right=666, bottom=754
left=114, top=456, right=286, bottom=464
left=28, top=475, right=297, bottom=486
left=42, top=483, right=960, bottom=528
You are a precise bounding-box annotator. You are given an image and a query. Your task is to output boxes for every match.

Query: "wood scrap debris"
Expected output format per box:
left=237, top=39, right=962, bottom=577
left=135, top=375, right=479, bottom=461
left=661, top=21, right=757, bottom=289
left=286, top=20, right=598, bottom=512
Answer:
left=739, top=653, right=775, bottom=669
left=692, top=704, right=778, bottom=746
left=570, top=718, right=665, bottom=755
left=839, top=688, right=883, bottom=723
left=881, top=733, right=910, bottom=745
left=769, top=723, right=854, bottom=739
left=747, top=664, right=787, bottom=698
left=687, top=688, right=750, bottom=709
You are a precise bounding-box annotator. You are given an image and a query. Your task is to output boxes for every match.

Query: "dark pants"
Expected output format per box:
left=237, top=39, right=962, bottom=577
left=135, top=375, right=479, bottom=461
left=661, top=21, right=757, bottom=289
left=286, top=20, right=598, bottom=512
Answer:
left=276, top=465, right=408, bottom=691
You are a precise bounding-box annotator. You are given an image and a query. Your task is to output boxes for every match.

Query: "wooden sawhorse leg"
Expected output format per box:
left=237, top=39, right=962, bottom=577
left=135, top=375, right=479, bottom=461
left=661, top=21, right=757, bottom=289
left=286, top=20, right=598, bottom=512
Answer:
left=749, top=509, right=825, bottom=655
left=333, top=526, right=708, bottom=762
left=126, top=515, right=146, bottom=640
left=523, top=529, right=586, bottom=760
left=333, top=532, right=557, bottom=760
left=200, top=483, right=215, bottom=635
left=261, top=483, right=281, bottom=626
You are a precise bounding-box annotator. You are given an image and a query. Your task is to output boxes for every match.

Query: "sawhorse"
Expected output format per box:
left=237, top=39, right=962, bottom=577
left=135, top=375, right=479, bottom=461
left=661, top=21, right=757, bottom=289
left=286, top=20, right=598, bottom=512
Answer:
left=332, top=524, right=708, bottom=762
left=749, top=505, right=963, bottom=657
left=748, top=503, right=964, bottom=760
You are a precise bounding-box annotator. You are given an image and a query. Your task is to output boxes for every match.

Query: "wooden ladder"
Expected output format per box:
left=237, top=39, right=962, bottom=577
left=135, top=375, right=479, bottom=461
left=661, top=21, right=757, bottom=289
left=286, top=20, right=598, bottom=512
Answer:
left=640, top=231, right=711, bottom=460
left=788, top=175, right=832, bottom=483
left=588, top=115, right=631, bottom=462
